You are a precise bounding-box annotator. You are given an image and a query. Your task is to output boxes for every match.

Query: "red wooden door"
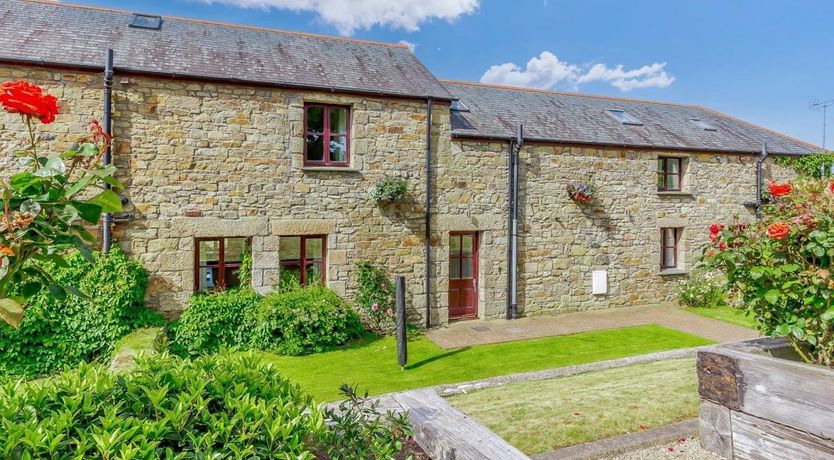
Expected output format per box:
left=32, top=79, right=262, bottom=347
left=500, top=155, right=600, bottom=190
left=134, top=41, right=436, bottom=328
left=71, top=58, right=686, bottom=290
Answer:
left=449, top=232, right=478, bottom=320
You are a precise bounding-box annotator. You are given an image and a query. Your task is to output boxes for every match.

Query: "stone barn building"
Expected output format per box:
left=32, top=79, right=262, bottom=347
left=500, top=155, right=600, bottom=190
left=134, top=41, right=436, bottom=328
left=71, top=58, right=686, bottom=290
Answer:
left=0, top=0, right=817, bottom=324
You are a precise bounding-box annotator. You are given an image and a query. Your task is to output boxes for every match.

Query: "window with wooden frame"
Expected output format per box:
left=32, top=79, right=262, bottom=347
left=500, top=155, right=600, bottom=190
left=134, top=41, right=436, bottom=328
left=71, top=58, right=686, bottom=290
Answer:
left=660, top=228, right=680, bottom=269
left=657, top=157, right=683, bottom=191
left=194, top=237, right=249, bottom=292
left=279, top=235, right=326, bottom=288
left=304, top=104, right=350, bottom=167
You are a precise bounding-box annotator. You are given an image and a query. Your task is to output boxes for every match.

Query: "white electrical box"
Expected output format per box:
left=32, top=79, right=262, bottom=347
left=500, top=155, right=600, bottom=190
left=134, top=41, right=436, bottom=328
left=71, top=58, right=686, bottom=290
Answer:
left=592, top=270, right=608, bottom=295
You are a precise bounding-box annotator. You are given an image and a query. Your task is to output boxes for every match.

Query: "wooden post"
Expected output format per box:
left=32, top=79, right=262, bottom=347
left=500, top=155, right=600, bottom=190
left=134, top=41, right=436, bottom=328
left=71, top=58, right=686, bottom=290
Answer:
left=396, top=275, right=407, bottom=368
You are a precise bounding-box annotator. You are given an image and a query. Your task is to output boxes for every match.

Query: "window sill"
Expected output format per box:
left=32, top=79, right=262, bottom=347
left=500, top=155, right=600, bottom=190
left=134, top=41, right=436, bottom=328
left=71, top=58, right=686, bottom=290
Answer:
left=657, top=191, right=693, bottom=197
left=659, top=268, right=688, bottom=276
left=301, top=166, right=360, bottom=173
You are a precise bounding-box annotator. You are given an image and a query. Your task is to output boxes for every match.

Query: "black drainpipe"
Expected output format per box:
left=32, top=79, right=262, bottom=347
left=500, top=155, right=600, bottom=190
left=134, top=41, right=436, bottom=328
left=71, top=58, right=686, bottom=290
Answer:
left=755, top=143, right=768, bottom=220
left=102, top=49, right=114, bottom=254
left=424, top=97, right=433, bottom=329
left=507, top=125, right=523, bottom=319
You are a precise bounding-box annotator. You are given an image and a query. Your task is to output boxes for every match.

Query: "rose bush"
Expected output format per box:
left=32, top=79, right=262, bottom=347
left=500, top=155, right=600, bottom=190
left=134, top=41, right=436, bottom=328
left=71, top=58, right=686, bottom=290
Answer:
left=0, top=81, right=122, bottom=327
left=704, top=178, right=834, bottom=366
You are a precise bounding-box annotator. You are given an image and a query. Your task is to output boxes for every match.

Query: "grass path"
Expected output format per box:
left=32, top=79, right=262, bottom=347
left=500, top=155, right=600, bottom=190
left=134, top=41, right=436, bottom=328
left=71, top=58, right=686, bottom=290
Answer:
left=684, top=306, right=757, bottom=329
left=448, top=358, right=700, bottom=455
left=259, top=325, right=712, bottom=401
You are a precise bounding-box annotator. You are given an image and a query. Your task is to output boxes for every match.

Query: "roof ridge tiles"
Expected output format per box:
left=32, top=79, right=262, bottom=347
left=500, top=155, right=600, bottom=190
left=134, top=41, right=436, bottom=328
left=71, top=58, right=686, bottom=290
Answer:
left=19, top=0, right=410, bottom=50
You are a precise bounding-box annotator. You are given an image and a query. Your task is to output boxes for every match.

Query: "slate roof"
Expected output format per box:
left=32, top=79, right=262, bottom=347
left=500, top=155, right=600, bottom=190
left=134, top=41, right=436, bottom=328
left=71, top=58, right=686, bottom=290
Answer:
left=444, top=81, right=818, bottom=155
left=0, top=0, right=452, bottom=100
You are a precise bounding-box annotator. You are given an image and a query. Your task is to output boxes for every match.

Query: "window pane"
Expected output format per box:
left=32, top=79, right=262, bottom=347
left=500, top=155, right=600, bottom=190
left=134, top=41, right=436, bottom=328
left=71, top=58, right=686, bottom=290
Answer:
left=329, top=136, right=347, bottom=163
left=306, top=106, right=324, bottom=132
left=667, top=159, right=680, bottom=174
left=306, top=134, right=324, bottom=161
left=306, top=263, right=323, bottom=285
left=280, top=237, right=301, bottom=262
left=330, top=108, right=348, bottom=134
left=280, top=266, right=301, bottom=290
left=663, top=229, right=676, bottom=247
left=224, top=265, right=241, bottom=289
left=450, top=260, right=460, bottom=279
left=666, top=174, right=680, bottom=190
left=199, top=266, right=220, bottom=291
left=663, top=249, right=676, bottom=268
left=199, top=240, right=220, bottom=265
left=462, top=235, right=474, bottom=257
left=449, top=235, right=460, bottom=256
left=224, top=237, right=247, bottom=263
left=305, top=237, right=323, bottom=260
left=461, top=257, right=474, bottom=279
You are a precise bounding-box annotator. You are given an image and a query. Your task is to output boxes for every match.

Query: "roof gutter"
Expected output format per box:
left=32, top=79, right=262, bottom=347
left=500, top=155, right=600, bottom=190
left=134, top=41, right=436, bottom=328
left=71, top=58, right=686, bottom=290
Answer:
left=449, top=133, right=811, bottom=157
left=0, top=57, right=455, bottom=102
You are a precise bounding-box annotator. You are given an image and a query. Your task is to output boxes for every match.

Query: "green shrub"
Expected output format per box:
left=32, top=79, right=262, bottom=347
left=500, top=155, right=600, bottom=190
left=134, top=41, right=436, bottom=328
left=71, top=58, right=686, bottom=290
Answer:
left=251, top=285, right=363, bottom=355
left=0, top=248, right=163, bottom=380
left=705, top=179, right=834, bottom=366
left=0, top=352, right=414, bottom=459
left=355, top=261, right=396, bottom=334
left=677, top=271, right=727, bottom=308
left=167, top=288, right=261, bottom=357
left=0, top=352, right=320, bottom=458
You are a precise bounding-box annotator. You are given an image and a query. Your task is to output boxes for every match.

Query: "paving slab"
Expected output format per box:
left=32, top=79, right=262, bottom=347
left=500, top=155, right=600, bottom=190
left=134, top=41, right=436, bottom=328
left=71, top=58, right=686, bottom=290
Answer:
left=427, top=305, right=757, bottom=349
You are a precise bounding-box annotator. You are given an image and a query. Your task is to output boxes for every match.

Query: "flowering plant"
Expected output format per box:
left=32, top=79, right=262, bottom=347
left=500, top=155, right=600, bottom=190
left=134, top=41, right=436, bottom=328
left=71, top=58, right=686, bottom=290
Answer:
left=703, top=178, right=834, bottom=366
left=369, top=177, right=408, bottom=204
left=0, top=81, right=122, bottom=327
left=566, top=181, right=596, bottom=203
left=355, top=261, right=396, bottom=335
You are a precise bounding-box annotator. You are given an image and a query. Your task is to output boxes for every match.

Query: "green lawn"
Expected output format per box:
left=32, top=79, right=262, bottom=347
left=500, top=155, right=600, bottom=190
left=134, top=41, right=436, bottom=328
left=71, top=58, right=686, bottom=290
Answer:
left=448, top=358, right=700, bottom=455
left=259, top=325, right=713, bottom=401
left=684, top=306, right=757, bottom=329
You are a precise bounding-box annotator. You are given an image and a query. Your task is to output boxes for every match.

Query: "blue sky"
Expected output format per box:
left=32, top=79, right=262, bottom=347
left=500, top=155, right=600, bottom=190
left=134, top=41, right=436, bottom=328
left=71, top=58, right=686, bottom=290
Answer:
left=75, top=0, right=833, bottom=148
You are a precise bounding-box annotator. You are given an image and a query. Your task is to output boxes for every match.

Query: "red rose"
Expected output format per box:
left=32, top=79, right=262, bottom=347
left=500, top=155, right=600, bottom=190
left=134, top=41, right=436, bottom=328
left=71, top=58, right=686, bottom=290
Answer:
left=767, top=180, right=792, bottom=198
left=766, top=222, right=791, bottom=240
left=0, top=80, right=59, bottom=124
left=710, top=233, right=719, bottom=242
left=719, top=242, right=728, bottom=250
left=709, top=224, right=724, bottom=235
left=829, top=182, right=834, bottom=194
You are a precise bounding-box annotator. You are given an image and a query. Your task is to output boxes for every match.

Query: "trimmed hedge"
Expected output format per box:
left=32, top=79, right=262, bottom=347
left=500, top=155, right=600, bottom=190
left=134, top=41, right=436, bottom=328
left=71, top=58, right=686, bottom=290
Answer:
left=252, top=286, right=364, bottom=355
left=167, top=288, right=261, bottom=358
left=168, top=285, right=363, bottom=357
left=0, top=352, right=412, bottom=459
left=0, top=248, right=163, bottom=380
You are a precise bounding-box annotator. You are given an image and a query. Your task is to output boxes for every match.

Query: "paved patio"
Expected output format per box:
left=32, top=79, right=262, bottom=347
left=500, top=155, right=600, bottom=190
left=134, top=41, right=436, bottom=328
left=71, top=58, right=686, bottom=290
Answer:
left=426, top=305, right=757, bottom=349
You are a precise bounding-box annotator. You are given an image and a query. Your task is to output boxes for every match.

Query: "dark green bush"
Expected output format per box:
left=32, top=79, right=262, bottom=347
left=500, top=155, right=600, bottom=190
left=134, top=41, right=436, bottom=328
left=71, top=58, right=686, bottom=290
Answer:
left=0, top=248, right=163, bottom=380
left=0, top=352, right=414, bottom=459
left=167, top=288, right=261, bottom=357
left=251, top=286, right=363, bottom=355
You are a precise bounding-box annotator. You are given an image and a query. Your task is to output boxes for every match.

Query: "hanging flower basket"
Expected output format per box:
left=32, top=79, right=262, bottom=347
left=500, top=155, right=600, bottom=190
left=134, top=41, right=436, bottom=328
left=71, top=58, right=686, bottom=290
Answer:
left=369, top=177, right=408, bottom=204
left=566, top=182, right=596, bottom=204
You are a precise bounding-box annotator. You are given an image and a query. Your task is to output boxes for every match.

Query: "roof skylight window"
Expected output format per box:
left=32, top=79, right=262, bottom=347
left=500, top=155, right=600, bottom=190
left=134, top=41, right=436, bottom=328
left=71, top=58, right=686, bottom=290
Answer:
left=451, top=100, right=470, bottom=112
left=129, top=14, right=162, bottom=30
left=607, top=109, right=643, bottom=126
left=690, top=118, right=718, bottom=131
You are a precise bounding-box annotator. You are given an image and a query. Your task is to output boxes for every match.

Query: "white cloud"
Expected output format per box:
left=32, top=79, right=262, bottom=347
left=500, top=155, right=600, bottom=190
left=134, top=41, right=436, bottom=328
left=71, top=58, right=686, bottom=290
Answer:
left=480, top=51, right=675, bottom=92
left=398, top=40, right=417, bottom=53
left=198, top=0, right=479, bottom=35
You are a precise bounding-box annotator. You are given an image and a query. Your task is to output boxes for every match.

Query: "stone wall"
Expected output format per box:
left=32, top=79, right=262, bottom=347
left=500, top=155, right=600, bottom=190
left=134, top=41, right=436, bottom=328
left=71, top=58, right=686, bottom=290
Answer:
left=0, top=63, right=799, bottom=323
left=0, top=64, right=445, bottom=321
left=443, top=140, right=797, bottom=318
